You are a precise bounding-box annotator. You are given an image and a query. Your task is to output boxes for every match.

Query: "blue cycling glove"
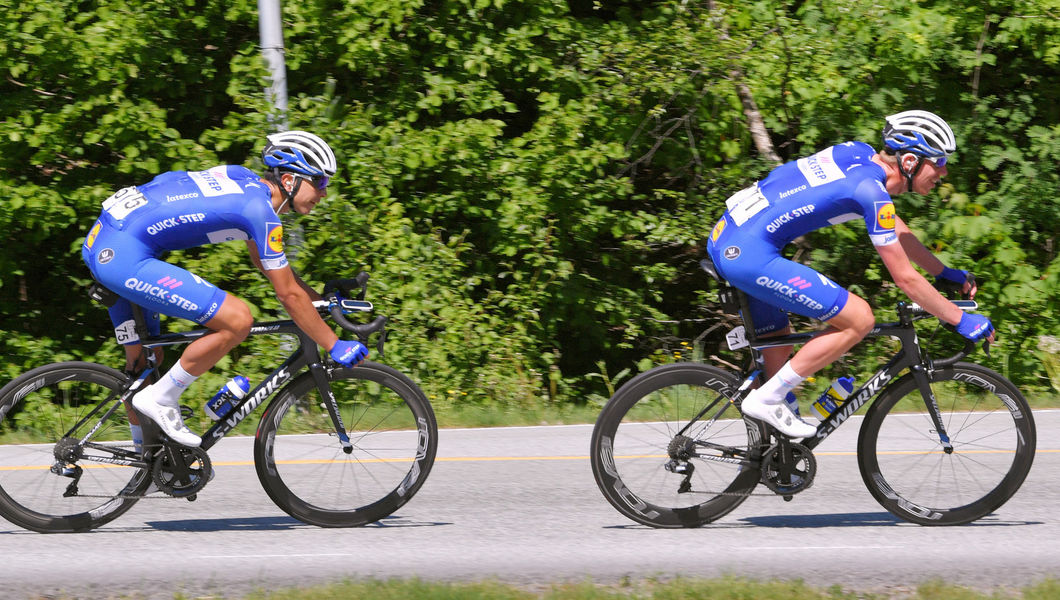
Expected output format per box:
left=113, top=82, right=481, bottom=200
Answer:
left=956, top=312, right=994, bottom=341
left=936, top=267, right=970, bottom=286
left=330, top=340, right=369, bottom=366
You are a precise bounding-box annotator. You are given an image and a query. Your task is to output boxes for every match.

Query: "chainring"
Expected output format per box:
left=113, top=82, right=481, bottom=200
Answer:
left=760, top=441, right=816, bottom=495
left=151, top=446, right=212, bottom=498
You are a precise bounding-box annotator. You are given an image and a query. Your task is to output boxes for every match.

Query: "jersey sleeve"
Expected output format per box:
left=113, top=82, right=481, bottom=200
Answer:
left=852, top=177, right=899, bottom=247
left=225, top=168, right=289, bottom=271
left=256, top=219, right=289, bottom=270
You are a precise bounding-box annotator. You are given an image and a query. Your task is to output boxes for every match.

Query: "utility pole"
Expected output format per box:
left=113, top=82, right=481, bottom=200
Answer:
left=258, top=0, right=288, bottom=128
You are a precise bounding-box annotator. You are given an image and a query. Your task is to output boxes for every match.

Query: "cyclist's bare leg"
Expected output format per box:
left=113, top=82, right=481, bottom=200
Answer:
left=174, top=295, right=253, bottom=376
left=758, top=327, right=794, bottom=379
left=742, top=294, right=874, bottom=437
left=788, top=293, right=874, bottom=377
left=121, top=346, right=163, bottom=426
left=122, top=345, right=163, bottom=373
left=130, top=295, right=251, bottom=446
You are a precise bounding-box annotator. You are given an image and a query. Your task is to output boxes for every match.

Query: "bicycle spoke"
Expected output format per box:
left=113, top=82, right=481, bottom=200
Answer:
left=859, top=364, right=1034, bottom=525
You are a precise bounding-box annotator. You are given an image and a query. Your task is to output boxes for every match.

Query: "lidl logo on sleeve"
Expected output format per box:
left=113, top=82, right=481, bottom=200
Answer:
left=85, top=221, right=102, bottom=249
left=266, top=223, right=284, bottom=255
left=876, top=202, right=896, bottom=230
left=710, top=218, right=726, bottom=242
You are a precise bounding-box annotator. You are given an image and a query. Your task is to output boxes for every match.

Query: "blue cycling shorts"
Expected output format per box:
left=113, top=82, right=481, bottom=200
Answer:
left=706, top=216, right=849, bottom=335
left=82, top=219, right=227, bottom=344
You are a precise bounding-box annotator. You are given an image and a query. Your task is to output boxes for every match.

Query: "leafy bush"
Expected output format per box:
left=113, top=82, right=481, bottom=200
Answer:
left=2, top=0, right=1056, bottom=410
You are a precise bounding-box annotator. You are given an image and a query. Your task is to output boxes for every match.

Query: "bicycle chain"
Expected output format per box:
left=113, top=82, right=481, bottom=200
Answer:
left=676, top=442, right=816, bottom=498
left=61, top=443, right=206, bottom=500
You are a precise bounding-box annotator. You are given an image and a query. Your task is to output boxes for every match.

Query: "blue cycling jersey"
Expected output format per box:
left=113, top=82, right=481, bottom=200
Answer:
left=82, top=166, right=286, bottom=343
left=94, top=166, right=287, bottom=269
left=706, top=142, right=897, bottom=333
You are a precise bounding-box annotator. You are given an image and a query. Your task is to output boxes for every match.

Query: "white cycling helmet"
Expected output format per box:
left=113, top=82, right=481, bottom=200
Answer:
left=262, top=130, right=337, bottom=177
left=882, top=110, right=956, bottom=159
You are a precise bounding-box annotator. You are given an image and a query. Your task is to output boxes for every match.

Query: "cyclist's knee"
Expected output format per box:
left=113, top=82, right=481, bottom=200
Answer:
left=208, top=295, right=253, bottom=341
left=830, top=294, right=875, bottom=337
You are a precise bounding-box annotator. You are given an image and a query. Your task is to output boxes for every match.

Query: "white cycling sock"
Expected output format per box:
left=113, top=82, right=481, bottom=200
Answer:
left=757, top=362, right=806, bottom=404
left=147, top=360, right=199, bottom=407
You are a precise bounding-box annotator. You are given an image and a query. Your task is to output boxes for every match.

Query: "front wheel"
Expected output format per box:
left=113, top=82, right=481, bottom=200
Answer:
left=254, top=361, right=438, bottom=527
left=858, top=362, right=1036, bottom=525
left=0, top=362, right=150, bottom=532
left=590, top=363, right=767, bottom=528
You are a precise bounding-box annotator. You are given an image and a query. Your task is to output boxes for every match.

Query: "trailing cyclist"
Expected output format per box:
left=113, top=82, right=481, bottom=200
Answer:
left=705, top=110, right=995, bottom=438
left=81, top=131, right=369, bottom=447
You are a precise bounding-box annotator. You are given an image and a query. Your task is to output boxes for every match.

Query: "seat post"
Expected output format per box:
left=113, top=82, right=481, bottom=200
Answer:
left=130, top=304, right=151, bottom=345
left=700, top=256, right=760, bottom=344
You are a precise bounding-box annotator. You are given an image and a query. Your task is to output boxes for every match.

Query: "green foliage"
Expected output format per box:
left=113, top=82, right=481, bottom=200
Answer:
left=1, top=0, right=1057, bottom=410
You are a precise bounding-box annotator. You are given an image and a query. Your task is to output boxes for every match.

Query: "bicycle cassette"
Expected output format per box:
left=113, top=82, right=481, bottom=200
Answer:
left=760, top=442, right=816, bottom=495
left=151, top=446, right=212, bottom=498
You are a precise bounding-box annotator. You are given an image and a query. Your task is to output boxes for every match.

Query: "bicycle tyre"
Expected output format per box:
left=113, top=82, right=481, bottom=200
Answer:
left=254, top=361, right=438, bottom=527
left=0, top=362, right=150, bottom=533
left=858, top=361, right=1036, bottom=525
left=590, top=362, right=767, bottom=528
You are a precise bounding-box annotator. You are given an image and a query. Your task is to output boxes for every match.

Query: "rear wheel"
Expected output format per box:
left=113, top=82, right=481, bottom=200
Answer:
left=0, top=362, right=149, bottom=533
left=254, top=362, right=437, bottom=527
left=858, top=362, right=1035, bottom=525
left=590, top=363, right=766, bottom=528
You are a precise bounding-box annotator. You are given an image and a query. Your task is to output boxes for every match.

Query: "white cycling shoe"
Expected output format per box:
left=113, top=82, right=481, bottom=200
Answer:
left=132, top=390, right=202, bottom=447
left=741, top=389, right=818, bottom=439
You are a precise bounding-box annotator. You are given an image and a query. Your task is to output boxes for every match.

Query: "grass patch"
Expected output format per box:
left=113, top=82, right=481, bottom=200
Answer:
left=162, top=577, right=1060, bottom=600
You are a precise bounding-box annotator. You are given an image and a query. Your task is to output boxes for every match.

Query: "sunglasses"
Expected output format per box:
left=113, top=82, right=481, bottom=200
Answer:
left=922, top=154, right=947, bottom=167
left=296, top=174, right=330, bottom=190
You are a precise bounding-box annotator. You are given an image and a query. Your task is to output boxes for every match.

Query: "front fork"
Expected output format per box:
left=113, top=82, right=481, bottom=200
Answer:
left=309, top=362, right=353, bottom=453
left=909, top=364, right=953, bottom=452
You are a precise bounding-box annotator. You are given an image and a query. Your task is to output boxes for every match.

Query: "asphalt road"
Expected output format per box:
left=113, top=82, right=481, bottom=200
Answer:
left=1, top=410, right=1058, bottom=599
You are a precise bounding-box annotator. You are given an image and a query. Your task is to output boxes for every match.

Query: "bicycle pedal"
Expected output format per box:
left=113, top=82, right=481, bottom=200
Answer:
left=179, top=405, right=194, bottom=420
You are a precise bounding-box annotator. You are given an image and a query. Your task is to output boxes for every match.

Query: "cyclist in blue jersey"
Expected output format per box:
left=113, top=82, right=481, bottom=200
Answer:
left=82, top=131, right=368, bottom=446
left=706, top=110, right=994, bottom=438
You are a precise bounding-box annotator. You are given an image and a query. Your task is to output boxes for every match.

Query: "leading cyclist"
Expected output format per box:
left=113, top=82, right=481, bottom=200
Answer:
left=81, top=131, right=368, bottom=447
left=706, top=110, right=995, bottom=438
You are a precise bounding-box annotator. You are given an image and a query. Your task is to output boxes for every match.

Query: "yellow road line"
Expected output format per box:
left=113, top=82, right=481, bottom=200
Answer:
left=2, top=448, right=1056, bottom=471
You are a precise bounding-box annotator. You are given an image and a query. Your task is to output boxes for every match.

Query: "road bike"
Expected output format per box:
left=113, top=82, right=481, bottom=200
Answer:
left=590, top=257, right=1035, bottom=528
left=0, top=273, right=437, bottom=533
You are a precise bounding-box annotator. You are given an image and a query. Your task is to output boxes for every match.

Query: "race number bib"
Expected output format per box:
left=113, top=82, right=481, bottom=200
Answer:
left=114, top=319, right=139, bottom=344
left=102, top=186, right=148, bottom=221
left=725, top=184, right=769, bottom=226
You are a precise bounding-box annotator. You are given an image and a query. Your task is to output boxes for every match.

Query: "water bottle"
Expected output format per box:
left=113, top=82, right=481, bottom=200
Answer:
left=204, top=375, right=250, bottom=421
left=784, top=391, right=800, bottom=417
left=130, top=423, right=143, bottom=454
left=811, top=376, right=856, bottom=419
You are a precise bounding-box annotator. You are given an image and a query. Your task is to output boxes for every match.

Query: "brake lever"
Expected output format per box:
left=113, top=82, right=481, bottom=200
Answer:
left=934, top=272, right=979, bottom=301
left=962, top=273, right=977, bottom=301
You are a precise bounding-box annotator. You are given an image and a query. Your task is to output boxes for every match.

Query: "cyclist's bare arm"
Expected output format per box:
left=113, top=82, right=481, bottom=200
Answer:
left=247, top=242, right=339, bottom=351
left=876, top=241, right=965, bottom=326
left=894, top=215, right=945, bottom=274
left=894, top=216, right=977, bottom=298
left=290, top=266, right=325, bottom=301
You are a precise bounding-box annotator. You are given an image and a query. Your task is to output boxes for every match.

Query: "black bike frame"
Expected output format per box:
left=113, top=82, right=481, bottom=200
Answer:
left=138, top=319, right=350, bottom=452
left=735, top=302, right=976, bottom=453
